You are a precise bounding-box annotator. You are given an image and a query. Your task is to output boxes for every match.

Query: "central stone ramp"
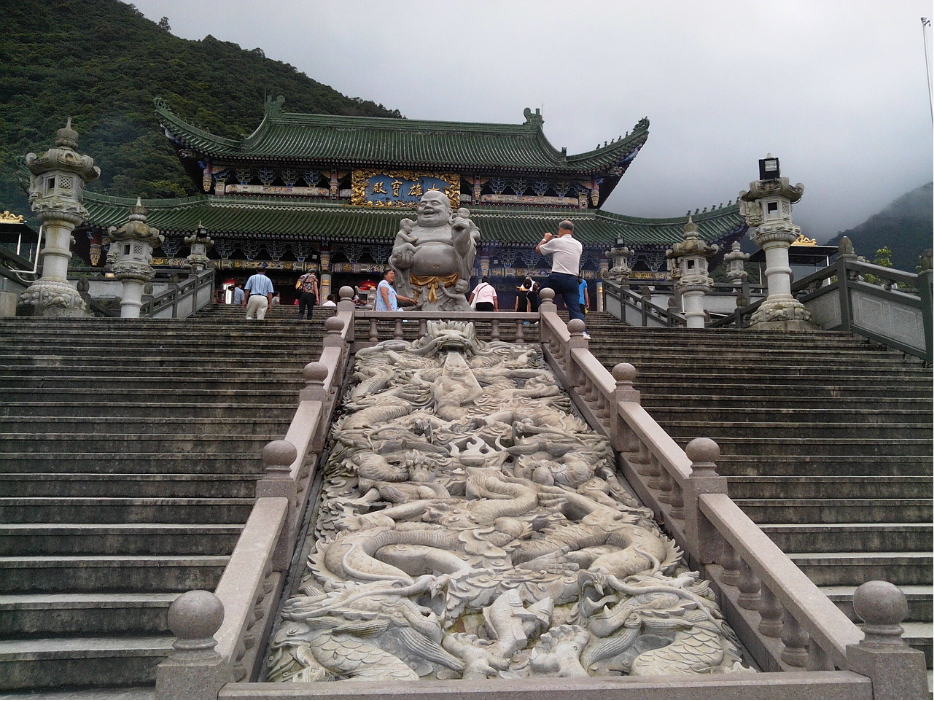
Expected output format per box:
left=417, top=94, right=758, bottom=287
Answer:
left=265, top=321, right=751, bottom=686
left=583, top=313, right=933, bottom=667
left=0, top=308, right=329, bottom=695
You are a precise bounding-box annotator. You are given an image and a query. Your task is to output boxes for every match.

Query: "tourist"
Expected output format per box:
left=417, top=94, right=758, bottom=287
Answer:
left=535, top=220, right=587, bottom=331
left=515, top=277, right=534, bottom=312
left=295, top=271, right=319, bottom=320
left=375, top=269, right=415, bottom=311
left=578, top=275, right=589, bottom=315
left=321, top=294, right=337, bottom=308
left=529, top=279, right=540, bottom=312
left=243, top=264, right=274, bottom=320
left=469, top=276, right=498, bottom=311
left=231, top=281, right=244, bottom=306
left=271, top=292, right=280, bottom=306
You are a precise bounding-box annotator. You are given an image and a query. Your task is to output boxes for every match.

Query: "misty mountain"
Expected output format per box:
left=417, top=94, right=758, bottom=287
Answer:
left=0, top=0, right=401, bottom=222
left=826, top=182, right=933, bottom=273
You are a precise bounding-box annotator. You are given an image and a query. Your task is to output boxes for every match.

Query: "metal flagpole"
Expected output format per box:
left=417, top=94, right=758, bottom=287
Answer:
left=923, top=17, right=933, bottom=122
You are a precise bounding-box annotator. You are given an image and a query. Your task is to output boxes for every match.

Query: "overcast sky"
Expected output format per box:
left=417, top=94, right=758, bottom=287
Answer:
left=134, top=0, right=932, bottom=242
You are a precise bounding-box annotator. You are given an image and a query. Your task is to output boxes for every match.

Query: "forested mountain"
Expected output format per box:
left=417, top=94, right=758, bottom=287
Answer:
left=0, top=0, right=401, bottom=222
left=826, top=182, right=933, bottom=273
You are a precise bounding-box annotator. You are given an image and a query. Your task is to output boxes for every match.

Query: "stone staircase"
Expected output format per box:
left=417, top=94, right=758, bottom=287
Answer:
left=0, top=305, right=329, bottom=694
left=583, top=312, right=933, bottom=667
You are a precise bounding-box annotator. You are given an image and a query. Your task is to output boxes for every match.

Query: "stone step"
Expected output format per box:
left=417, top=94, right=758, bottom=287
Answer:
left=0, top=474, right=259, bottom=498
left=0, top=353, right=320, bottom=369
left=0, top=388, right=298, bottom=403
left=821, top=585, right=933, bottom=622
left=715, top=455, right=933, bottom=477
left=902, top=622, right=934, bottom=668
left=0, top=452, right=260, bottom=474
left=0, top=593, right=178, bottom=638
left=0, top=555, right=228, bottom=594
left=630, top=371, right=930, bottom=389
left=760, top=523, right=932, bottom=553
left=0, top=433, right=276, bottom=454
left=787, top=551, right=933, bottom=586
left=0, top=523, right=243, bottom=556
left=736, top=498, right=932, bottom=524
left=0, top=377, right=304, bottom=392
left=603, top=358, right=923, bottom=376
left=0, top=635, right=172, bottom=691
left=727, top=476, right=930, bottom=500
left=650, top=407, right=930, bottom=425
left=0, top=401, right=295, bottom=419
left=699, top=437, right=932, bottom=457
left=0, top=417, right=290, bottom=436
left=632, top=381, right=934, bottom=399
left=659, top=420, right=932, bottom=440
left=0, top=497, right=254, bottom=524
left=643, top=394, right=932, bottom=411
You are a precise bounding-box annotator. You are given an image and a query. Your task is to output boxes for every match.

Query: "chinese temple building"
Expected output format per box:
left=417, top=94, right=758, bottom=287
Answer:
left=80, top=96, right=747, bottom=304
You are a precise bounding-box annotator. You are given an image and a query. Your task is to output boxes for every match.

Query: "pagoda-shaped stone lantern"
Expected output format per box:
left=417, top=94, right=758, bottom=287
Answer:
left=19, top=118, right=101, bottom=317
left=605, top=242, right=633, bottom=286
left=108, top=198, right=164, bottom=318
left=738, top=155, right=815, bottom=331
left=185, top=222, right=214, bottom=272
left=666, top=215, right=718, bottom=328
left=723, top=241, right=750, bottom=307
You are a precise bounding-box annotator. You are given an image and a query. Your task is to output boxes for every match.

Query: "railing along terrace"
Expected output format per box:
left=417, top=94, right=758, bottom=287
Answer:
left=155, top=287, right=928, bottom=700
left=709, top=251, right=933, bottom=363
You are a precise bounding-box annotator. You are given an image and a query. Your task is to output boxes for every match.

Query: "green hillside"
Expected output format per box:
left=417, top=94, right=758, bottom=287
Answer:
left=0, top=0, right=401, bottom=223
left=826, top=182, right=933, bottom=273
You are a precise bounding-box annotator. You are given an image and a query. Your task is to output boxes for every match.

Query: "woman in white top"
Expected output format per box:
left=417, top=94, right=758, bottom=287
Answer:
left=469, top=276, right=498, bottom=311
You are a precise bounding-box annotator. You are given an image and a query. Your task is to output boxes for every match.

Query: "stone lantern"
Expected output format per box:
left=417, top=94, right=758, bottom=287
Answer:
left=723, top=241, right=750, bottom=307
left=738, top=155, right=815, bottom=331
left=605, top=242, right=632, bottom=286
left=185, top=222, right=214, bottom=272
left=19, top=118, right=101, bottom=317
left=108, top=198, right=164, bottom=318
left=666, top=215, right=718, bottom=328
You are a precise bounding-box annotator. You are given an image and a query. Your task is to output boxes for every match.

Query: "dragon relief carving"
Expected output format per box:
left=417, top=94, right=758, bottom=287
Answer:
left=267, top=321, right=751, bottom=683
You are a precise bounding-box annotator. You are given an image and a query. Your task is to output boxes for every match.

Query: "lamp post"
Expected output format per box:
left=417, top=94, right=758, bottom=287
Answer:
left=185, top=222, right=214, bottom=272
left=723, top=241, right=751, bottom=307
left=666, top=216, right=717, bottom=329
left=605, top=241, right=632, bottom=287
left=108, top=198, right=164, bottom=318
left=739, top=156, right=815, bottom=331
left=18, top=119, right=100, bottom=317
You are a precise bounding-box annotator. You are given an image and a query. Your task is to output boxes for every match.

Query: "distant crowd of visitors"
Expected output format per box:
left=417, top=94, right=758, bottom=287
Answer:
left=221, top=220, right=590, bottom=322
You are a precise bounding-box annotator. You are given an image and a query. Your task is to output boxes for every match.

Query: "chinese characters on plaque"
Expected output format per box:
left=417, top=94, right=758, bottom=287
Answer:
left=351, top=170, right=460, bottom=208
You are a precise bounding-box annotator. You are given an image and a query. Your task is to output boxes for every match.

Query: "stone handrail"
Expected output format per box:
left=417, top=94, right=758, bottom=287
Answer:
left=537, top=288, right=928, bottom=697
left=708, top=250, right=933, bottom=363
left=142, top=268, right=216, bottom=319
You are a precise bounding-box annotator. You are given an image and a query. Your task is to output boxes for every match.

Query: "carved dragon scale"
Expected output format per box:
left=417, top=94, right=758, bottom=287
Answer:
left=267, top=321, right=752, bottom=683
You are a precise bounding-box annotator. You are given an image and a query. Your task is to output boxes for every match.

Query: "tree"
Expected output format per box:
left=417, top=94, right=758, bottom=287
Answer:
left=158, top=17, right=171, bottom=32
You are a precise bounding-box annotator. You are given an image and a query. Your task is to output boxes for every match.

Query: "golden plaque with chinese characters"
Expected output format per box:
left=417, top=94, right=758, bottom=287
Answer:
left=351, top=170, right=460, bottom=208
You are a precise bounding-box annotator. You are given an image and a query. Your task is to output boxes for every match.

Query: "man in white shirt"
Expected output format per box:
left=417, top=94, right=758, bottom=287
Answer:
left=244, top=264, right=275, bottom=320
left=469, top=276, right=498, bottom=311
left=535, top=220, right=586, bottom=325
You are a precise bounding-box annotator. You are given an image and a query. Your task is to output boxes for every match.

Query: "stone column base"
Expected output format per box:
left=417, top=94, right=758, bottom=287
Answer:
left=18, top=280, right=90, bottom=318
left=748, top=297, right=816, bottom=332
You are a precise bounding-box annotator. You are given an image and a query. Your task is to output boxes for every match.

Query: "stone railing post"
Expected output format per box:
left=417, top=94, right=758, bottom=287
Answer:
left=337, top=285, right=356, bottom=343
left=156, top=590, right=231, bottom=700
left=845, top=581, right=929, bottom=699
left=681, top=437, right=728, bottom=564
left=609, top=363, right=639, bottom=452
left=255, top=440, right=298, bottom=571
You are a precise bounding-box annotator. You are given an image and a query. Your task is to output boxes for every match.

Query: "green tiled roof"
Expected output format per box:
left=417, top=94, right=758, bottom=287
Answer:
left=83, top=192, right=745, bottom=248
left=155, top=99, right=649, bottom=175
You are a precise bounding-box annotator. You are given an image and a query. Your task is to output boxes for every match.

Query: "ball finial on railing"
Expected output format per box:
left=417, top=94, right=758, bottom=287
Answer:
left=539, top=288, right=555, bottom=302
left=685, top=437, right=720, bottom=477
left=339, top=285, right=355, bottom=301
left=567, top=318, right=586, bottom=336
left=262, top=439, right=297, bottom=479
left=166, top=590, right=225, bottom=655
left=853, top=580, right=909, bottom=646
left=302, top=361, right=328, bottom=385
left=324, top=316, right=344, bottom=334
left=612, top=362, right=637, bottom=384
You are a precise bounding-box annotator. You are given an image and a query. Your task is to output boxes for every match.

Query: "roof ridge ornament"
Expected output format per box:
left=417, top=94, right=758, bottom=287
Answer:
left=265, top=95, right=286, bottom=116
left=523, top=107, right=544, bottom=127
